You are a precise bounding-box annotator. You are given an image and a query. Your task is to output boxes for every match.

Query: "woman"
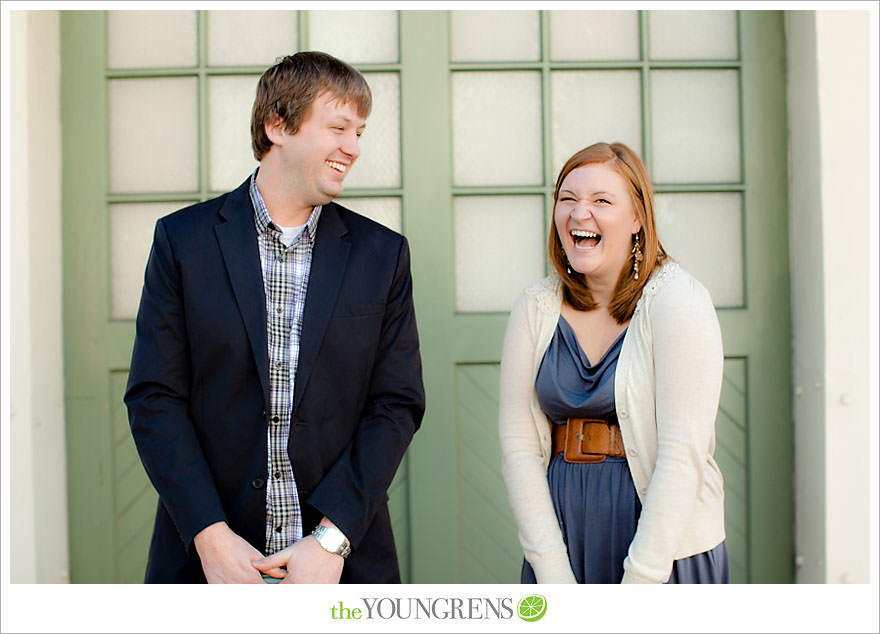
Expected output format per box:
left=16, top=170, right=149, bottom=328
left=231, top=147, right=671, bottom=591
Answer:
left=499, top=142, right=728, bottom=584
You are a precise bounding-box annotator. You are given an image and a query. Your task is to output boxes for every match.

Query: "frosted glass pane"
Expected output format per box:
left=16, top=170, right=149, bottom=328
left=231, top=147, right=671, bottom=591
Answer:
left=107, top=11, right=196, bottom=69
left=339, top=197, right=402, bottom=234
left=651, top=70, right=740, bottom=183
left=209, top=75, right=261, bottom=192
left=549, top=11, right=639, bottom=61
left=308, top=11, right=398, bottom=63
left=207, top=11, right=298, bottom=66
left=649, top=11, right=738, bottom=60
left=344, top=73, right=400, bottom=189
left=109, top=77, right=199, bottom=194
left=453, top=72, right=542, bottom=186
left=454, top=196, right=545, bottom=312
left=551, top=71, right=642, bottom=176
left=111, top=202, right=190, bottom=319
left=451, top=11, right=540, bottom=62
left=654, top=193, right=742, bottom=307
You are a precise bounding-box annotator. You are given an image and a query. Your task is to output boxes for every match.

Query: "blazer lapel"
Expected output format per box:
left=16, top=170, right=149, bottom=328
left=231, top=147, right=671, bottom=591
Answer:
left=214, top=180, right=270, bottom=404
left=294, top=202, right=350, bottom=411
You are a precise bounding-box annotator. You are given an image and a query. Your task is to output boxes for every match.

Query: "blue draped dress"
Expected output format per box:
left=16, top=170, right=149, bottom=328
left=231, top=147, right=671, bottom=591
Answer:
left=520, top=315, right=729, bottom=584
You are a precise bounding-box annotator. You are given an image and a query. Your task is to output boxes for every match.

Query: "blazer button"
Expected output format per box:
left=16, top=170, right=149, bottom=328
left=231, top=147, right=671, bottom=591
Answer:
left=261, top=409, right=267, bottom=418
left=251, top=478, right=265, bottom=489
left=619, top=410, right=628, bottom=418
left=627, top=447, right=639, bottom=457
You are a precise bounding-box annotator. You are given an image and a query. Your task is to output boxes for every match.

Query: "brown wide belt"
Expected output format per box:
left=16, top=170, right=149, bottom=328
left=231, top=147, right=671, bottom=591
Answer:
left=552, top=418, right=626, bottom=463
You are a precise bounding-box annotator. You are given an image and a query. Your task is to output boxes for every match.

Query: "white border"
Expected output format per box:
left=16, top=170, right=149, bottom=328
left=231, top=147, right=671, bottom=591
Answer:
left=0, top=3, right=877, bottom=634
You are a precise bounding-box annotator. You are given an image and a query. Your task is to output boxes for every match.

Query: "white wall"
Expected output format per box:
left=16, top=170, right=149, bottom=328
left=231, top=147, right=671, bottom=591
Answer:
left=787, top=10, right=871, bottom=584
left=815, top=9, right=871, bottom=585
left=10, top=10, right=69, bottom=583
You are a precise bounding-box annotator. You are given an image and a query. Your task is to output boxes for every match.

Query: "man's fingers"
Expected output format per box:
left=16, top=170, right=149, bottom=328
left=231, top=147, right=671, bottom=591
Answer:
left=259, top=566, right=287, bottom=578
left=251, top=552, right=286, bottom=572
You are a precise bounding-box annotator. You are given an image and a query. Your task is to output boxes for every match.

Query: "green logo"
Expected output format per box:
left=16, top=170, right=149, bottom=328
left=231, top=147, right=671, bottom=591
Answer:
left=517, top=594, right=547, bottom=622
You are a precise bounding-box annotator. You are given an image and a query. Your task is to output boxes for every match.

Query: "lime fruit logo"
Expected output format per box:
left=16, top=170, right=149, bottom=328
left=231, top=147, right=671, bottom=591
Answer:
left=517, top=594, right=547, bottom=622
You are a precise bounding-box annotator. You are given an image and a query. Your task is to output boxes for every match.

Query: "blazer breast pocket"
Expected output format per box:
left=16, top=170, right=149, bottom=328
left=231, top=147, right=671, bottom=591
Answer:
left=333, top=302, right=385, bottom=319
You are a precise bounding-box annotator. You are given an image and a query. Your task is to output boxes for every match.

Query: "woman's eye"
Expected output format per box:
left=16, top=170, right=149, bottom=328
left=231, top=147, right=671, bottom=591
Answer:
left=596, top=198, right=610, bottom=205
left=559, top=196, right=575, bottom=202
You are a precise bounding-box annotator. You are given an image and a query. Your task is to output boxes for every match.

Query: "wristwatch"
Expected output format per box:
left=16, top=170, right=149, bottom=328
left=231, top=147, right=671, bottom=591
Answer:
left=311, top=524, right=351, bottom=559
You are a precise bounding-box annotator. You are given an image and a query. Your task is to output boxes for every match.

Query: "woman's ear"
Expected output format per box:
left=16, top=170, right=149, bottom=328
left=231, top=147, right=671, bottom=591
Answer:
left=631, top=216, right=642, bottom=235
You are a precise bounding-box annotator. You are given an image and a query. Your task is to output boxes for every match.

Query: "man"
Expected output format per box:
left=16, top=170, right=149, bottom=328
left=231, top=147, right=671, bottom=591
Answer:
left=125, top=51, right=425, bottom=584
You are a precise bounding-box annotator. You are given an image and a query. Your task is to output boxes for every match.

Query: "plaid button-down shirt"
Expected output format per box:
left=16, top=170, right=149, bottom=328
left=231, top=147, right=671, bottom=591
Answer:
left=250, top=170, right=322, bottom=555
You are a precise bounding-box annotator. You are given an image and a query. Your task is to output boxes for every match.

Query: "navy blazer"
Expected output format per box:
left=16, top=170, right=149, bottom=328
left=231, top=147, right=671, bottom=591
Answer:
left=125, top=178, right=425, bottom=583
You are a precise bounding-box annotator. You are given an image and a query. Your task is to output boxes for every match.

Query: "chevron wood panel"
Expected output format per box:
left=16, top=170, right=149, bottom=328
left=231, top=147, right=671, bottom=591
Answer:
left=716, top=358, right=749, bottom=583
left=455, top=363, right=522, bottom=583
left=110, top=371, right=157, bottom=583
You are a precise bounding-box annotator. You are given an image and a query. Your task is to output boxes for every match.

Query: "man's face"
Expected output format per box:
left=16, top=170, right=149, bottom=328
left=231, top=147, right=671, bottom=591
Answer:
left=271, top=91, right=366, bottom=207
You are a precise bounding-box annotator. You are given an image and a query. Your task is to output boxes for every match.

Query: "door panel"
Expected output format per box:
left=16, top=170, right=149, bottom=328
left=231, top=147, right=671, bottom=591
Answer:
left=456, top=363, right=521, bottom=583
left=404, top=10, right=791, bottom=584
left=61, top=9, right=411, bottom=582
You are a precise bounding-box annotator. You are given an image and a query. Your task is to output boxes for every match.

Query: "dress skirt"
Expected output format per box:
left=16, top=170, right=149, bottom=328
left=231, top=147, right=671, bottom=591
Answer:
left=520, top=453, right=729, bottom=584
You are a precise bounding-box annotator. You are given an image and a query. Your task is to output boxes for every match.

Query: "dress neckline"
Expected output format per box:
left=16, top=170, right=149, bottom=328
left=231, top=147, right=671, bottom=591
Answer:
left=557, top=315, right=627, bottom=369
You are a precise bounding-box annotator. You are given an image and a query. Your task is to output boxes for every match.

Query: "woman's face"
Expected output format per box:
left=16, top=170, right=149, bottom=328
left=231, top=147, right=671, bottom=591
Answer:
left=554, top=162, right=642, bottom=286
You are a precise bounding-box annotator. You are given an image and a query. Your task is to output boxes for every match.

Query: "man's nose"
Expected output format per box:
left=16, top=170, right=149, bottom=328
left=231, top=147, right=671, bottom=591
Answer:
left=341, top=133, right=360, bottom=160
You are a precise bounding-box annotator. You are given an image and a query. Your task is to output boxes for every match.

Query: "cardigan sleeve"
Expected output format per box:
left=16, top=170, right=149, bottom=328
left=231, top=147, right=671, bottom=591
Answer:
left=621, top=274, right=724, bottom=583
left=499, top=292, right=577, bottom=584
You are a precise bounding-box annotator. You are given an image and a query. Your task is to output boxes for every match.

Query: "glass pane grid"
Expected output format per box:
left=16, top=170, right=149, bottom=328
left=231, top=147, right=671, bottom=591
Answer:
left=449, top=10, right=742, bottom=186
left=106, top=9, right=405, bottom=319
left=449, top=9, right=744, bottom=314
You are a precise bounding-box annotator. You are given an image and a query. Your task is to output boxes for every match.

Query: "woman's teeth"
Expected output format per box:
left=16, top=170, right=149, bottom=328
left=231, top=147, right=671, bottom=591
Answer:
left=571, top=229, right=600, bottom=249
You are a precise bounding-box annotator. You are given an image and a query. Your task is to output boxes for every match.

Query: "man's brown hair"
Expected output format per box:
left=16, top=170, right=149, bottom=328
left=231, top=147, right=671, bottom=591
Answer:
left=250, top=51, right=372, bottom=161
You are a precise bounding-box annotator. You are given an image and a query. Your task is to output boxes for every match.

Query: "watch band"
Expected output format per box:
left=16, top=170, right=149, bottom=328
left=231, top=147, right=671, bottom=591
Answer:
left=311, top=525, right=351, bottom=559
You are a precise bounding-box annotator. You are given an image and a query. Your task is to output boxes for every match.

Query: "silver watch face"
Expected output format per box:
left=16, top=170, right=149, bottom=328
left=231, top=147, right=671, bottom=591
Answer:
left=314, top=526, right=349, bottom=556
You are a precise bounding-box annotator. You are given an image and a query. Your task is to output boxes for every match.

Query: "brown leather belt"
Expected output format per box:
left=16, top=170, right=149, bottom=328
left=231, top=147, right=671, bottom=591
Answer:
left=552, top=418, right=626, bottom=463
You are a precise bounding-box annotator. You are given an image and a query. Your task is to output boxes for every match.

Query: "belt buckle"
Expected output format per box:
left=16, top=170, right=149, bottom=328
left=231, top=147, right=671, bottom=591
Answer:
left=564, top=418, right=607, bottom=464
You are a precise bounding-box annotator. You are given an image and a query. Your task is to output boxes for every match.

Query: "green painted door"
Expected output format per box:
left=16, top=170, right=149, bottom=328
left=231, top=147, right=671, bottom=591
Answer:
left=401, top=10, right=792, bottom=584
left=62, top=10, right=791, bottom=584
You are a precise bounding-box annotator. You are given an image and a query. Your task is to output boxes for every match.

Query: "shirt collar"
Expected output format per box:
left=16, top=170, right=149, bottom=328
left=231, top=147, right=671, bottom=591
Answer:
left=250, top=168, right=322, bottom=241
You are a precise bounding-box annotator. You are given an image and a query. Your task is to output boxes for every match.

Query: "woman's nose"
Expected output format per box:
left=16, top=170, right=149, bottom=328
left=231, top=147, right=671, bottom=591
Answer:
left=571, top=202, right=592, bottom=220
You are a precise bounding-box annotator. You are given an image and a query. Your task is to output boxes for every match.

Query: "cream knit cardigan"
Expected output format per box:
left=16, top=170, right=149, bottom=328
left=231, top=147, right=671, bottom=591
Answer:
left=498, top=262, right=726, bottom=584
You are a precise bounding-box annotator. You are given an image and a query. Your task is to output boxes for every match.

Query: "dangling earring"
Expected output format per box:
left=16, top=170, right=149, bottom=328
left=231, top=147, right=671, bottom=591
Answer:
left=631, top=233, right=644, bottom=280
